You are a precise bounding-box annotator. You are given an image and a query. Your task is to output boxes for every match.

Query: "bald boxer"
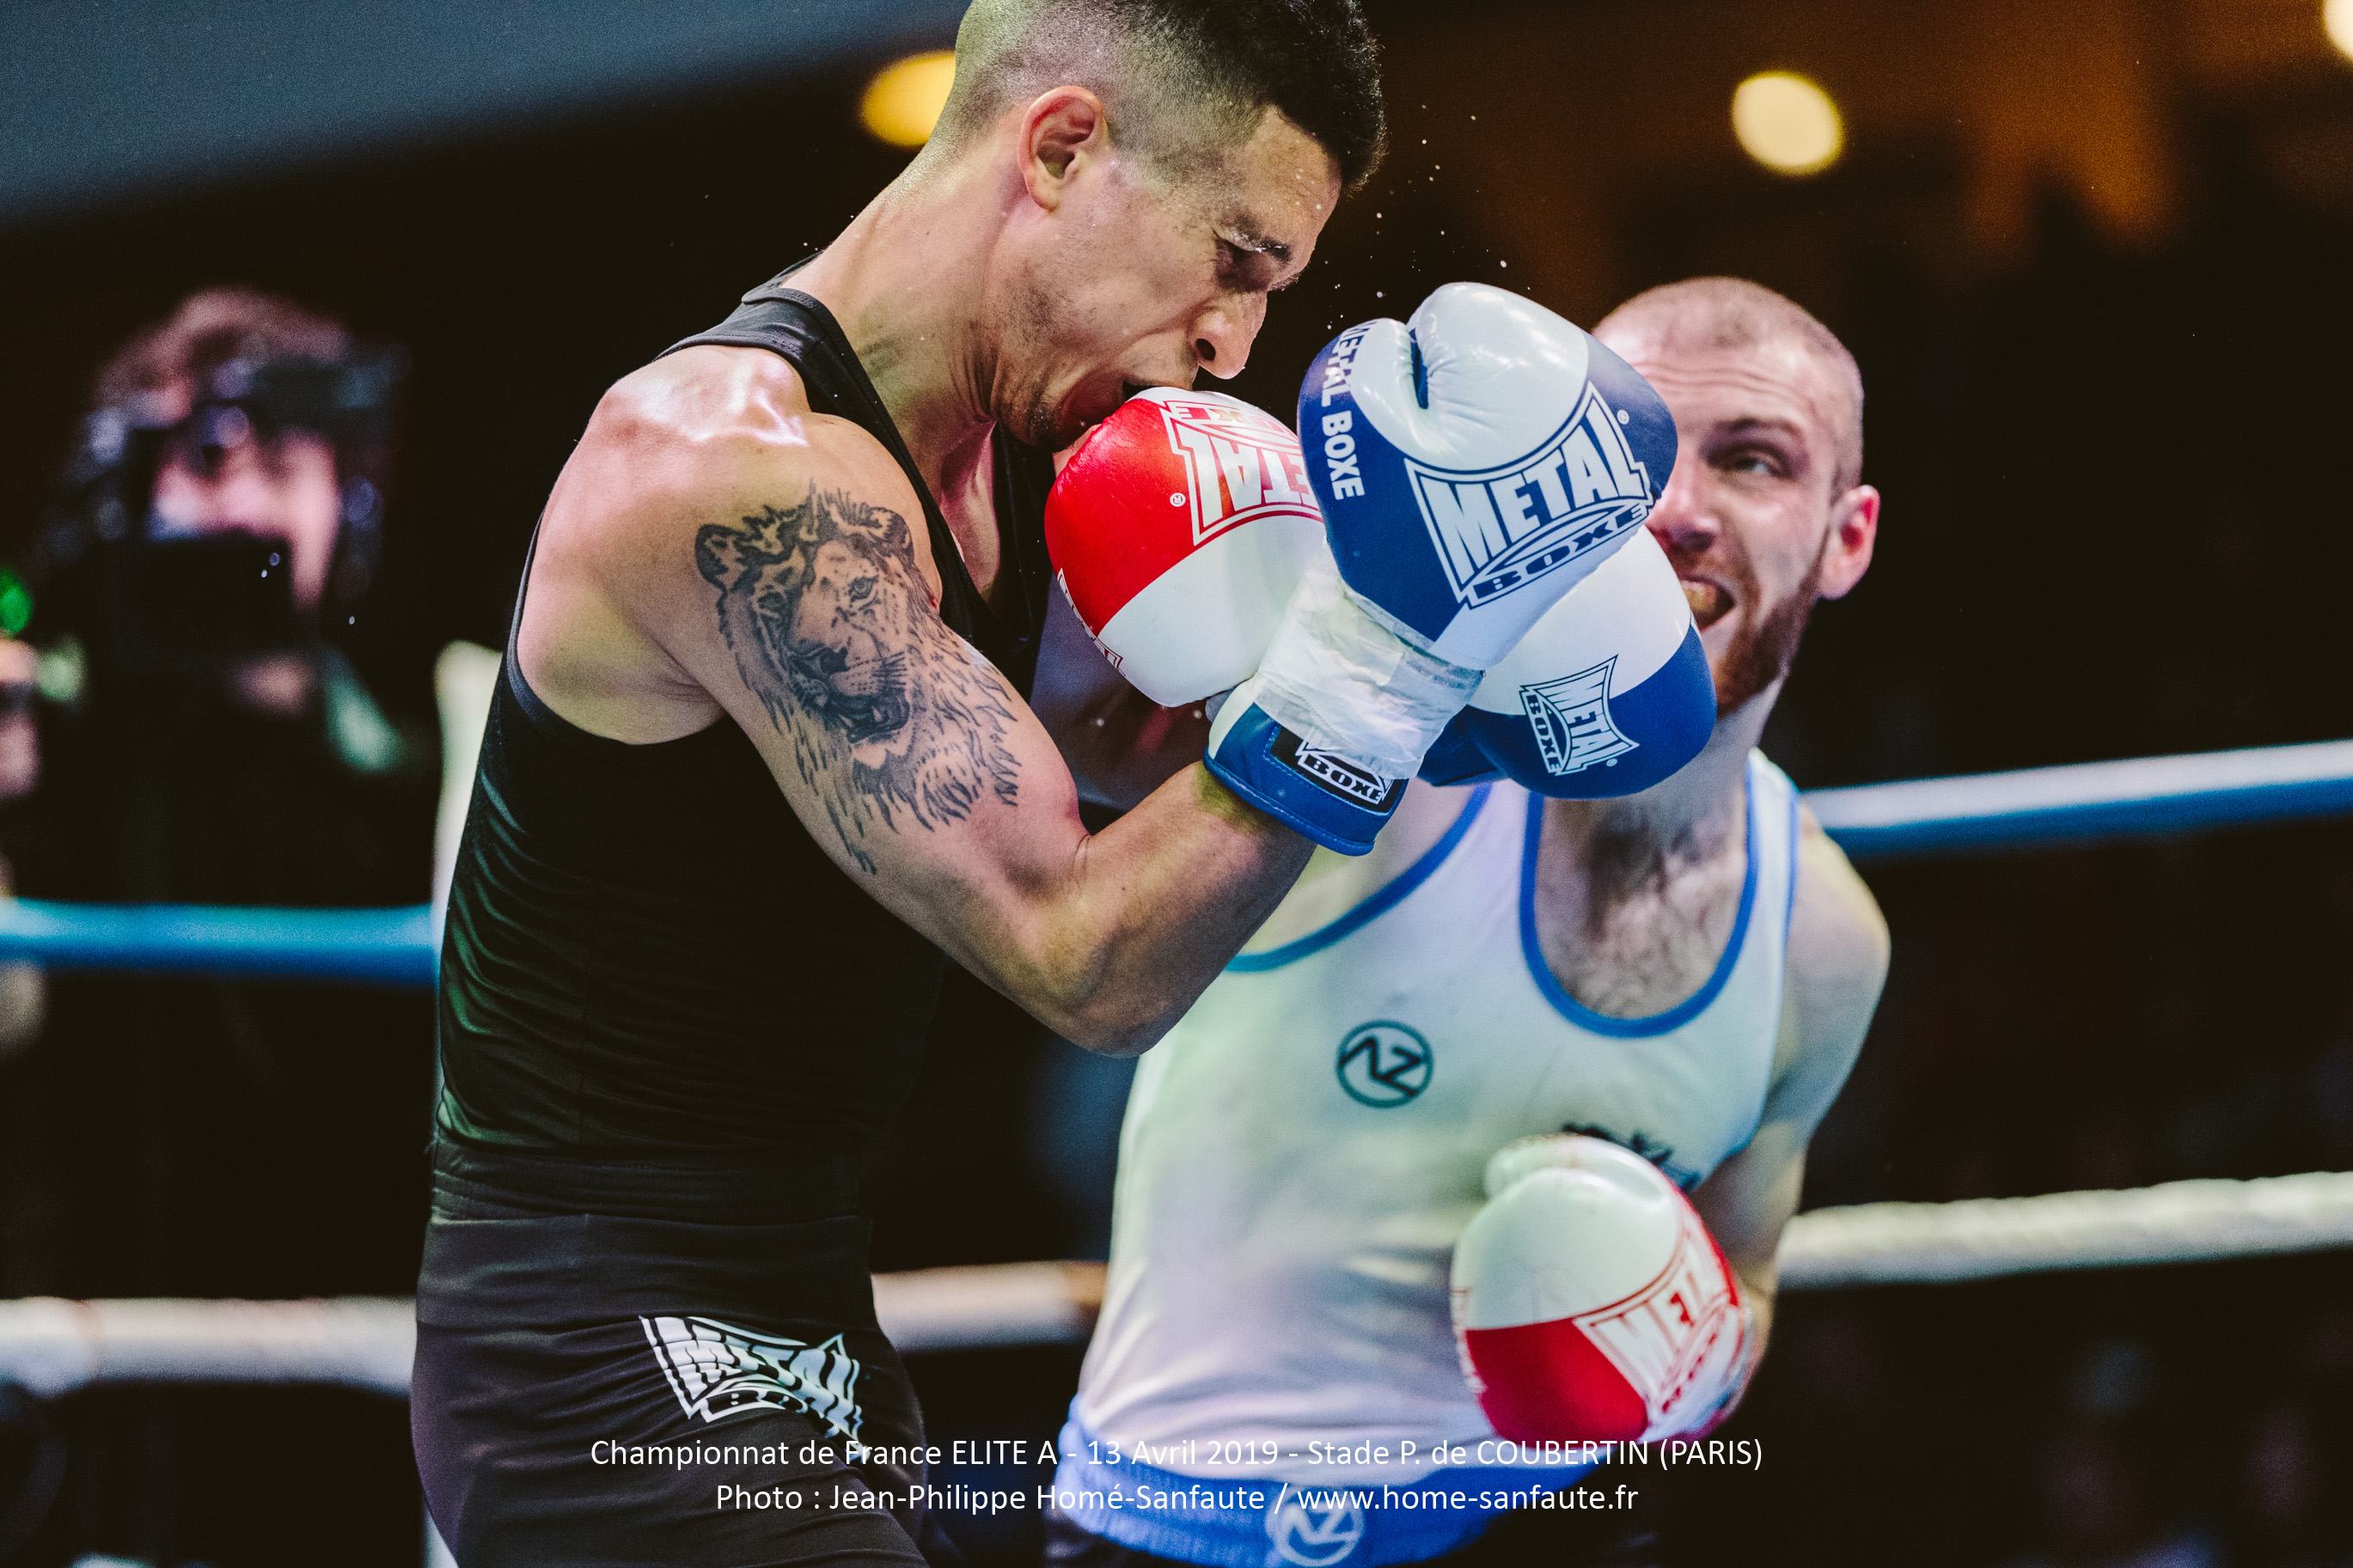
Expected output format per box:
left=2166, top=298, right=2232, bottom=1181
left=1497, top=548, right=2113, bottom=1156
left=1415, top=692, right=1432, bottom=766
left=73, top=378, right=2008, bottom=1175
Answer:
left=1045, top=278, right=1890, bottom=1568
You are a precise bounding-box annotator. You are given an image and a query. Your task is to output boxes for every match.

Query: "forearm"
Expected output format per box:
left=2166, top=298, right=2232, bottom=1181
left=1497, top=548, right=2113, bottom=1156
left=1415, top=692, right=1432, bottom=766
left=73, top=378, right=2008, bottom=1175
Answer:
left=953, top=762, right=1310, bottom=1053
left=1693, top=1145, right=1794, bottom=1407
left=1057, top=690, right=1213, bottom=810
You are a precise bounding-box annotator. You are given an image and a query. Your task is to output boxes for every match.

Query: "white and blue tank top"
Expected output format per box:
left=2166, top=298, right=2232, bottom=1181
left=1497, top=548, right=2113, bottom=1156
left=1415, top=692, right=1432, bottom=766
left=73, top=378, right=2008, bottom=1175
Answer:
left=1054, top=755, right=1802, bottom=1567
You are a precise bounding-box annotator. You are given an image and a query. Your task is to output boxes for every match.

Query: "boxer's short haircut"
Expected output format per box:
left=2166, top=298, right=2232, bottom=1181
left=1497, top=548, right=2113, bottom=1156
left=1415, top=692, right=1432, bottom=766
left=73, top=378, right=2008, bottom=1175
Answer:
left=1601, top=278, right=1866, bottom=492
left=936, top=0, right=1384, bottom=192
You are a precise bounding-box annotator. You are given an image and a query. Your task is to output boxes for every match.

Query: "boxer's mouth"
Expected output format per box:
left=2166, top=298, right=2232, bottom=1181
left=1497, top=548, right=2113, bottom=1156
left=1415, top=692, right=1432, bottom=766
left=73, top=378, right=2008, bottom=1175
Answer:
left=1072, top=380, right=1151, bottom=432
left=1679, top=576, right=1733, bottom=629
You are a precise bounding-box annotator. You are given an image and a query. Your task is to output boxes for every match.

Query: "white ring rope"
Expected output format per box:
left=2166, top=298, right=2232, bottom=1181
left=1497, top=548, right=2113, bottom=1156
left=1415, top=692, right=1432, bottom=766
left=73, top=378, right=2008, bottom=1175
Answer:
left=1773, top=1169, right=2353, bottom=1288
left=873, top=1260, right=1107, bottom=1352
left=1, top=1174, right=2344, bottom=1395
left=0, top=1294, right=415, bottom=1399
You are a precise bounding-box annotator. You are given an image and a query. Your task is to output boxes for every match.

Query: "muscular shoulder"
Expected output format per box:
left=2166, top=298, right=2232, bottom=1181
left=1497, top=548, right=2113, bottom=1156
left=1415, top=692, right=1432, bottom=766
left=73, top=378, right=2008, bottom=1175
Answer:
left=544, top=346, right=947, bottom=628
left=1769, top=807, right=1889, bottom=1110
left=577, top=346, right=910, bottom=517
left=1788, top=808, right=1889, bottom=1018
left=520, top=345, right=946, bottom=735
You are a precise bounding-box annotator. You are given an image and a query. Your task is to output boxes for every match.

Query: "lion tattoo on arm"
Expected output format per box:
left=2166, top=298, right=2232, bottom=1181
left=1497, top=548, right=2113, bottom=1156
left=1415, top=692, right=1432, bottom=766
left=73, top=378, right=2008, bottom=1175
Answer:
left=696, top=488, right=1022, bottom=873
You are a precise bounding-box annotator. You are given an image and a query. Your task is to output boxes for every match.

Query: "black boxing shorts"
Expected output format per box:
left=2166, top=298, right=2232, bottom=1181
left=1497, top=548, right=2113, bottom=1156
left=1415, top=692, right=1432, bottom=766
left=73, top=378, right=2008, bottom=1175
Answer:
left=413, top=1140, right=963, bottom=1568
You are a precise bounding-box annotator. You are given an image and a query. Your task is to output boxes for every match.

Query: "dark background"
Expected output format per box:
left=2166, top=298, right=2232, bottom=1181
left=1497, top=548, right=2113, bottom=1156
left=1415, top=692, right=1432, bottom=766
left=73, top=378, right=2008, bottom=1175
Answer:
left=3, top=0, right=2353, bottom=1563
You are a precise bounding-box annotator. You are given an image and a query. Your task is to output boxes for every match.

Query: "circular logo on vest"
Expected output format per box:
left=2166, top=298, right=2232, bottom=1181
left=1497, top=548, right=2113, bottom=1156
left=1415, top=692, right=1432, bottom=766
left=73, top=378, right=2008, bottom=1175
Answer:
left=1335, top=1021, right=1433, bottom=1108
left=1267, top=1483, right=1367, bottom=1566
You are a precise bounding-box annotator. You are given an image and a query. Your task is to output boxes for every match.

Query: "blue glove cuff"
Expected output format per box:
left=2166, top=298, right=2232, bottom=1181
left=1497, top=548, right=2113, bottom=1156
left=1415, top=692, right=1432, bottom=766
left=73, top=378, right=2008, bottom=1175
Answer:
left=1205, top=702, right=1404, bottom=856
left=1417, top=710, right=1505, bottom=788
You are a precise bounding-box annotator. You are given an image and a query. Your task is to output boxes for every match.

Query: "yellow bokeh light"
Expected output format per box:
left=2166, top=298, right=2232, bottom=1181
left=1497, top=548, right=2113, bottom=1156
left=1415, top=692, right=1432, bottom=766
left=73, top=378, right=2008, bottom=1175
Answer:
left=861, top=51, right=956, bottom=148
left=1731, top=71, right=1844, bottom=176
left=2329, top=0, right=2353, bottom=63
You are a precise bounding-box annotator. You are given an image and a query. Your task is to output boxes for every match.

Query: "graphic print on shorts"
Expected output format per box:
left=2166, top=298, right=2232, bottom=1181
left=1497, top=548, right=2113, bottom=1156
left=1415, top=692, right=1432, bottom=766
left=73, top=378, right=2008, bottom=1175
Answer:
left=640, top=1315, right=865, bottom=1441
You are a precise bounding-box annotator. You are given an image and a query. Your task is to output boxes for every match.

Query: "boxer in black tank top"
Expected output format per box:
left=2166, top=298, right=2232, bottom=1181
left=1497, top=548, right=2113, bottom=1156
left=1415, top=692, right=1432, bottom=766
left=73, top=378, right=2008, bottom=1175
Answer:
left=409, top=5, right=1383, bottom=1560
left=415, top=277, right=1051, bottom=1567
left=433, top=273, right=1053, bottom=1171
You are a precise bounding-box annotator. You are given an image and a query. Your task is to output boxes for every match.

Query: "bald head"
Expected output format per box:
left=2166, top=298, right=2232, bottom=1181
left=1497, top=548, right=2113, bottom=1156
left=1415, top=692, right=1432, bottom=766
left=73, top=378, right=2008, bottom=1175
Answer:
left=932, top=0, right=1384, bottom=192
left=1598, top=278, right=1864, bottom=492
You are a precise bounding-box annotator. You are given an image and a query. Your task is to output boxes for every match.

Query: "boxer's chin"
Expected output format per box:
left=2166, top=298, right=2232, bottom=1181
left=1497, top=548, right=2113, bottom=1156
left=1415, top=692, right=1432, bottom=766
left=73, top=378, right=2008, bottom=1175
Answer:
left=1044, top=379, right=1134, bottom=447
left=1711, top=587, right=1815, bottom=718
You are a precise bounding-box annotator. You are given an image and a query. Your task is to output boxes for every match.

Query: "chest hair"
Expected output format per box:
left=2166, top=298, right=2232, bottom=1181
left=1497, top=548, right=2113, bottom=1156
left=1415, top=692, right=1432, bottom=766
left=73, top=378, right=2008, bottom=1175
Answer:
left=1537, top=806, right=1749, bottom=1020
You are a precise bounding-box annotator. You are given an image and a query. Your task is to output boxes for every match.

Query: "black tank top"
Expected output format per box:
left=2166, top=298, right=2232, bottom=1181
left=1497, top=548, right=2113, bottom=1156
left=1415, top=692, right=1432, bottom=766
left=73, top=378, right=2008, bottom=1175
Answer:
left=433, top=270, right=1055, bottom=1209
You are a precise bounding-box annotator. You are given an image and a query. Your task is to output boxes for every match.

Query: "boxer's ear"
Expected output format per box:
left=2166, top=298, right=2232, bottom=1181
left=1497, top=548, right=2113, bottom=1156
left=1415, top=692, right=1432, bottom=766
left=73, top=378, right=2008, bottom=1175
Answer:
left=1816, top=485, right=1879, bottom=601
left=1021, top=87, right=1106, bottom=209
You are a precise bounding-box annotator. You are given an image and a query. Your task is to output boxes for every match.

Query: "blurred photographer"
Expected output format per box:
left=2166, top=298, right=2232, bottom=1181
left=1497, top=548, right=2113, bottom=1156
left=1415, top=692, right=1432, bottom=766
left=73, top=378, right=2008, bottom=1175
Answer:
left=0, top=636, right=45, bottom=1063
left=34, top=288, right=430, bottom=906
left=0, top=289, right=440, bottom=1557
left=0, top=288, right=442, bottom=1560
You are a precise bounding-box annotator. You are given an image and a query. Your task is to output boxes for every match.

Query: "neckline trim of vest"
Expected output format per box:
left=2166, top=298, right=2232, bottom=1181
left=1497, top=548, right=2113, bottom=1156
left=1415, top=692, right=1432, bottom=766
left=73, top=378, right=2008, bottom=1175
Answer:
left=1517, top=757, right=1768, bottom=1038
left=1226, top=784, right=1494, bottom=973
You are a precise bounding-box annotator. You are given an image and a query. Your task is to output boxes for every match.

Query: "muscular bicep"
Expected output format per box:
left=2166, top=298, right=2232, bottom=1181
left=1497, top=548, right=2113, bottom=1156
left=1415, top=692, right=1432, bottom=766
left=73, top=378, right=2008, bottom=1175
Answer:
left=689, top=482, right=1029, bottom=868
left=653, top=455, right=1091, bottom=967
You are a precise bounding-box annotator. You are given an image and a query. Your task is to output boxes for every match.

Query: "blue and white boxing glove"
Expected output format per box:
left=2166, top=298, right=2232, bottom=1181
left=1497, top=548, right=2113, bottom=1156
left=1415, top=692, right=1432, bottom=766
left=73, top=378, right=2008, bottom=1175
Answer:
left=1207, top=284, right=1678, bottom=851
left=1451, top=528, right=1714, bottom=797
left=1417, top=716, right=1505, bottom=788
left=1418, top=532, right=1708, bottom=791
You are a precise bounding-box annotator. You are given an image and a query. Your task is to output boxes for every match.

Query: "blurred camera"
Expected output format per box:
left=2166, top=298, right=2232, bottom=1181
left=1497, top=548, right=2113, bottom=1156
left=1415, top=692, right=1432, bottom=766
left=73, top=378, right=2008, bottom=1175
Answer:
left=46, top=343, right=403, bottom=686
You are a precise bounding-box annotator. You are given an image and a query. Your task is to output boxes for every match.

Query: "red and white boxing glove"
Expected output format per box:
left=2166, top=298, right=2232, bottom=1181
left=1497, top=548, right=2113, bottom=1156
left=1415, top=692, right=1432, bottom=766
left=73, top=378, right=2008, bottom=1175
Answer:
left=1043, top=388, right=1325, bottom=707
left=1452, top=1134, right=1752, bottom=1444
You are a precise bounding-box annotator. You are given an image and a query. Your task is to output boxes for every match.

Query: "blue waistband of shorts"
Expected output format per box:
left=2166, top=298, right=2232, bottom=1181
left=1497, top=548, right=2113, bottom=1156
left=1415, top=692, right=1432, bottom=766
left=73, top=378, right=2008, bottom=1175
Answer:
left=1049, top=1414, right=1597, bottom=1568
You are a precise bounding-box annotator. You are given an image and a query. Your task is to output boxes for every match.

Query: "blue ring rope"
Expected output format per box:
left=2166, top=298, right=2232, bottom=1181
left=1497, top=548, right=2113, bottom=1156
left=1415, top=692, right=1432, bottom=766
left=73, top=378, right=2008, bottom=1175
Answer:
left=0, top=900, right=434, bottom=986
left=0, top=740, right=2349, bottom=985
left=1807, top=739, right=2353, bottom=862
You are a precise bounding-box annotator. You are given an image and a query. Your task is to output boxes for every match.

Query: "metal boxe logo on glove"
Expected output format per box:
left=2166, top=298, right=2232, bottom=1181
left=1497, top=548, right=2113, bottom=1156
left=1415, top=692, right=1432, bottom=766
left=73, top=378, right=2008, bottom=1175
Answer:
left=1572, top=1206, right=1741, bottom=1431
left=641, top=1315, right=865, bottom=1442
left=1409, top=385, right=1654, bottom=610
left=1156, top=396, right=1322, bottom=549
left=1518, top=656, right=1638, bottom=776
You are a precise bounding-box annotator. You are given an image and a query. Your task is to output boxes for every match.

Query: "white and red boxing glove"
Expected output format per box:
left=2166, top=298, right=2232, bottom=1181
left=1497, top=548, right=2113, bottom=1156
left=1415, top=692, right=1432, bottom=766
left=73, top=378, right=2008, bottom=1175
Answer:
left=1452, top=1134, right=1752, bottom=1445
left=1043, top=388, right=1325, bottom=707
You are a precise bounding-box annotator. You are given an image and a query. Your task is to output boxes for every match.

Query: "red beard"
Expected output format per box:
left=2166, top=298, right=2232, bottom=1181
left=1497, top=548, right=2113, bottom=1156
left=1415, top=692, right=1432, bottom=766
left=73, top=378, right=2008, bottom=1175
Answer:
left=1661, top=532, right=1828, bottom=718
